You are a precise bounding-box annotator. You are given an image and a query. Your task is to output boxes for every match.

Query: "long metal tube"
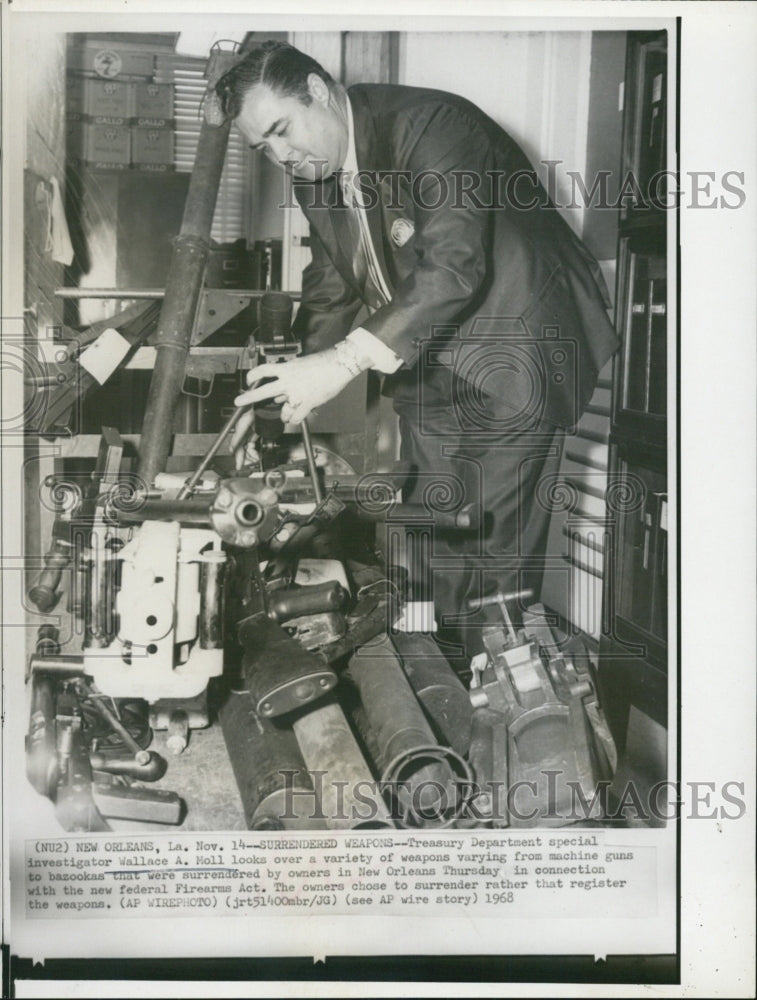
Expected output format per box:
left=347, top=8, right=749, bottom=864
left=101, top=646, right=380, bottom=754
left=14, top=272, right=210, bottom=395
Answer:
left=177, top=406, right=248, bottom=500
left=292, top=700, right=394, bottom=830
left=218, top=688, right=323, bottom=831
left=55, top=287, right=302, bottom=300
left=347, top=634, right=457, bottom=820
left=300, top=419, right=322, bottom=504
left=348, top=634, right=447, bottom=768
left=113, top=499, right=212, bottom=525
left=199, top=554, right=226, bottom=649
left=389, top=631, right=474, bottom=757
left=137, top=114, right=232, bottom=486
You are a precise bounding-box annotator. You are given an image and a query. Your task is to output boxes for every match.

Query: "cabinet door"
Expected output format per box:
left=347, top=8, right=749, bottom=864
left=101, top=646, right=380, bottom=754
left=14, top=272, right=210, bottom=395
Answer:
left=613, top=228, right=667, bottom=443
left=607, top=446, right=667, bottom=669
left=620, top=31, right=668, bottom=218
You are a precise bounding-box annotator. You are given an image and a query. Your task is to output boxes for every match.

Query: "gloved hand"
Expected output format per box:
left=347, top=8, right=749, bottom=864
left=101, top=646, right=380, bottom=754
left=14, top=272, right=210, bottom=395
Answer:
left=233, top=348, right=360, bottom=427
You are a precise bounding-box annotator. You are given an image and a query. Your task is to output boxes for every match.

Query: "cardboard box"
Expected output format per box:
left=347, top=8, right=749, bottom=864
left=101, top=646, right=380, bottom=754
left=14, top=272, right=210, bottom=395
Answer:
left=67, top=45, right=155, bottom=78
left=132, top=115, right=174, bottom=130
left=84, top=122, right=131, bottom=168
left=132, top=162, right=174, bottom=174
left=131, top=126, right=174, bottom=169
left=133, top=82, right=174, bottom=123
left=85, top=78, right=133, bottom=122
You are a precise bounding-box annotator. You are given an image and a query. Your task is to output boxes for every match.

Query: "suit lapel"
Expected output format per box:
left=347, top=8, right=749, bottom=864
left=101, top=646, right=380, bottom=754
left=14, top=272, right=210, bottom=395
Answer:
left=349, top=88, right=394, bottom=298
left=294, top=176, right=362, bottom=294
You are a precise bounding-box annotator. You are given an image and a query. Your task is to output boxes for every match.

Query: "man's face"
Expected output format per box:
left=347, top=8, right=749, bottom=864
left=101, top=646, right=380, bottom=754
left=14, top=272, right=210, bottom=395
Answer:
left=235, top=74, right=347, bottom=182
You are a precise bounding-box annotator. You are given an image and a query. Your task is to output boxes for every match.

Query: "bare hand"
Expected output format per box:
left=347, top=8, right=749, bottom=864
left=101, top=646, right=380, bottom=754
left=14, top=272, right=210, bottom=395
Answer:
left=234, top=349, right=356, bottom=426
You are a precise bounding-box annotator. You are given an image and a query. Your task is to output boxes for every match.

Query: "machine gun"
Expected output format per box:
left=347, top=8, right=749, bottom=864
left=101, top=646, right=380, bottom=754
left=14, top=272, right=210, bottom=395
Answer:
left=25, top=413, right=480, bottom=831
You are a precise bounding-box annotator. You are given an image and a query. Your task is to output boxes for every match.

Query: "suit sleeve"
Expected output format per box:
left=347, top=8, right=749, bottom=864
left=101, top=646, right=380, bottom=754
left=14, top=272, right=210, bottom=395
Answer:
left=291, top=225, right=364, bottom=354
left=360, top=104, right=497, bottom=363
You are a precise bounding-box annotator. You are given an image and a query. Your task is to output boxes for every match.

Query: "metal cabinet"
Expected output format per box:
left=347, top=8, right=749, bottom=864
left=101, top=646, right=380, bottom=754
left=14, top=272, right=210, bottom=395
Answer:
left=599, top=30, right=670, bottom=801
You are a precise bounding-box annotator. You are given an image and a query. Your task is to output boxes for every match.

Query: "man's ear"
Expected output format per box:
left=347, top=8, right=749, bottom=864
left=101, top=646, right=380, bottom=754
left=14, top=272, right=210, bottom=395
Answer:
left=307, top=73, right=330, bottom=107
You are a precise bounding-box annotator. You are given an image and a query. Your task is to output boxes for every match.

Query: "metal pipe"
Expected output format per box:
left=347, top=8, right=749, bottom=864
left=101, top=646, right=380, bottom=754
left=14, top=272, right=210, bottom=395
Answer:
left=300, top=419, right=323, bottom=504
left=354, top=502, right=478, bottom=530
left=89, top=751, right=167, bottom=782
left=389, top=631, right=474, bottom=758
left=28, top=654, right=85, bottom=677
left=137, top=113, right=232, bottom=486
left=177, top=406, right=249, bottom=500
left=85, top=544, right=117, bottom=648
left=112, top=499, right=212, bottom=525
left=292, top=699, right=395, bottom=830
left=219, top=688, right=324, bottom=831
left=28, top=539, right=72, bottom=613
left=469, top=588, right=534, bottom=644
left=56, top=288, right=166, bottom=299
left=70, top=551, right=88, bottom=621
left=26, top=674, right=58, bottom=797
left=348, top=634, right=446, bottom=769
left=199, top=554, right=226, bottom=649
left=166, top=710, right=190, bottom=756
left=347, top=634, right=464, bottom=823
left=55, top=287, right=301, bottom=300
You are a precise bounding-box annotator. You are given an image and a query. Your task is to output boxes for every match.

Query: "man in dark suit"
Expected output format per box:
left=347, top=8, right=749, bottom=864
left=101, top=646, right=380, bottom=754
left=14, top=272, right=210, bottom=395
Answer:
left=217, top=41, right=619, bottom=658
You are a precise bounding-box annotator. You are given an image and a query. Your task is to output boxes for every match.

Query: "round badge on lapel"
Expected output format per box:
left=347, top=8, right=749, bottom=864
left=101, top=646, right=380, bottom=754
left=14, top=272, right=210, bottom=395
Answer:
left=391, top=218, right=415, bottom=247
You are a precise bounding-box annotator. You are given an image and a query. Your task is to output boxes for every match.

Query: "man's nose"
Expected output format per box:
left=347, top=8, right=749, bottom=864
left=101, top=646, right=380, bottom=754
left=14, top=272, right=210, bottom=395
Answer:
left=268, top=137, right=297, bottom=165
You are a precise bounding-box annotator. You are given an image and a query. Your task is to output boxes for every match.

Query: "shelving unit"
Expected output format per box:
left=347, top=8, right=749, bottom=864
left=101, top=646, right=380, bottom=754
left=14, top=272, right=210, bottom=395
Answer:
left=598, top=30, right=670, bottom=805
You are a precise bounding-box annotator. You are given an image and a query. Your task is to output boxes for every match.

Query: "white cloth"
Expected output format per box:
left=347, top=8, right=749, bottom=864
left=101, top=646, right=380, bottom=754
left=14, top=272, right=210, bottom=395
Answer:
left=47, top=177, right=74, bottom=266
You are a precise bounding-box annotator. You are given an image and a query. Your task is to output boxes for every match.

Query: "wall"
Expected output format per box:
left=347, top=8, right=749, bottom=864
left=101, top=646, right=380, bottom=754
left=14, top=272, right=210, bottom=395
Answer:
left=23, top=27, right=68, bottom=598
left=398, top=31, right=592, bottom=235
left=24, top=27, right=68, bottom=328
left=582, top=31, right=627, bottom=262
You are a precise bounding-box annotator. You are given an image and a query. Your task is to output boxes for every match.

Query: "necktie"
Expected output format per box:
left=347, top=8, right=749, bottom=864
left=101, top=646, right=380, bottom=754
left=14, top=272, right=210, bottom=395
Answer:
left=339, top=172, right=390, bottom=311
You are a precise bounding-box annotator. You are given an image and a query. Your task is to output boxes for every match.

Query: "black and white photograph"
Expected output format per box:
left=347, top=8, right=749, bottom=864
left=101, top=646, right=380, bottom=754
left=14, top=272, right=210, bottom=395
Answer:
left=1, top=1, right=754, bottom=997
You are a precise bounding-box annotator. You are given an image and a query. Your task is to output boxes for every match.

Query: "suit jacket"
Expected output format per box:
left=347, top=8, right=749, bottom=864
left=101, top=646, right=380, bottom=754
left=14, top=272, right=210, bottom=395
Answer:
left=292, top=84, right=619, bottom=429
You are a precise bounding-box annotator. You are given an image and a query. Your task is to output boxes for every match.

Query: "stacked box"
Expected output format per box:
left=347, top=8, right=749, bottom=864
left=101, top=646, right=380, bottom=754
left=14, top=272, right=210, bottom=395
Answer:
left=85, top=78, right=133, bottom=124
left=83, top=122, right=131, bottom=170
left=132, top=82, right=174, bottom=127
left=65, top=49, right=175, bottom=173
left=131, top=126, right=174, bottom=172
left=67, top=45, right=155, bottom=78
left=130, top=82, right=174, bottom=171
left=65, top=74, right=175, bottom=172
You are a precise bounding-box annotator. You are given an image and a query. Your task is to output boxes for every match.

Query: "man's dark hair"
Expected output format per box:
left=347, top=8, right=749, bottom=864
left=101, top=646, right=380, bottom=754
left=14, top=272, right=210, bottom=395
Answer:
left=215, top=40, right=335, bottom=118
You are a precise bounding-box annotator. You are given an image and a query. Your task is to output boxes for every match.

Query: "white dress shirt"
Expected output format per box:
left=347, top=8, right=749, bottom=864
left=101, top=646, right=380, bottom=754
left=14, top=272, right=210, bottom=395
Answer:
left=341, top=96, right=403, bottom=375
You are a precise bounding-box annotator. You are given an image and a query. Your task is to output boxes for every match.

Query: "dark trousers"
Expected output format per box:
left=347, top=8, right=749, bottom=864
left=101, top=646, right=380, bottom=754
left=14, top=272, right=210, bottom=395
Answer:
left=390, top=364, right=565, bottom=660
